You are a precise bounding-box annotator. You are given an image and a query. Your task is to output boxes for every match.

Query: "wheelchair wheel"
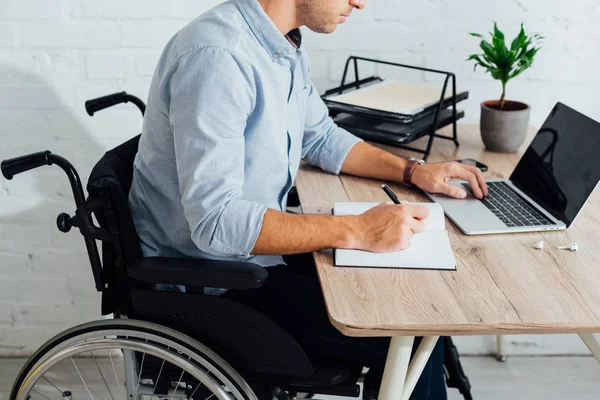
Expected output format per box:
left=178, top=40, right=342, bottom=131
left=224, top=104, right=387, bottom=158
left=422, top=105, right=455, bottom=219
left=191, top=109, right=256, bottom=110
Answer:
left=10, top=319, right=257, bottom=400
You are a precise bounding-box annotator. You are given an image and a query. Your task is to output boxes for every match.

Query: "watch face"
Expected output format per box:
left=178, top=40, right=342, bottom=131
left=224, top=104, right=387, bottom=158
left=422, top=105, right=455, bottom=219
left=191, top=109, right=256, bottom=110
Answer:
left=409, top=157, right=426, bottom=164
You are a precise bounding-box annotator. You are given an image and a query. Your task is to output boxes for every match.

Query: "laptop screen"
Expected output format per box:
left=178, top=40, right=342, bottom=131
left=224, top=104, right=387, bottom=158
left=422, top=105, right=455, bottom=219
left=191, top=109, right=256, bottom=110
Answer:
left=510, top=103, right=600, bottom=227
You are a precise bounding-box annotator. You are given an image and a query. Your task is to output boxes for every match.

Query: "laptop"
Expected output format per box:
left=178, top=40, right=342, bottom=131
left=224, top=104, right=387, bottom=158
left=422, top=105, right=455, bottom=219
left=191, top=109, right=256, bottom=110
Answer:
left=426, top=102, right=600, bottom=235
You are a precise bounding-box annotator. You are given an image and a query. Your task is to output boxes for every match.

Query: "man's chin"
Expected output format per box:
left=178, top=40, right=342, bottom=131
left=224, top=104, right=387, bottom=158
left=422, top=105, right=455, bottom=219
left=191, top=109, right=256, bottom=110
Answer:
left=306, top=23, right=337, bottom=34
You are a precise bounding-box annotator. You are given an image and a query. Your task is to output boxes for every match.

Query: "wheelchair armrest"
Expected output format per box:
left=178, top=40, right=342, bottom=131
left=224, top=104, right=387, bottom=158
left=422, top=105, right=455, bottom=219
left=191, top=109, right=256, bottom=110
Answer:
left=127, top=257, right=268, bottom=290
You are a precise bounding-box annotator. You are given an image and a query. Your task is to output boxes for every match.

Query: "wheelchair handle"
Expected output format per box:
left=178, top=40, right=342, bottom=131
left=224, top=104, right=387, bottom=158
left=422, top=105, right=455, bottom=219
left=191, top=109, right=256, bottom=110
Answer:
left=85, top=91, right=146, bottom=116
left=2, top=150, right=105, bottom=291
left=1, top=150, right=53, bottom=180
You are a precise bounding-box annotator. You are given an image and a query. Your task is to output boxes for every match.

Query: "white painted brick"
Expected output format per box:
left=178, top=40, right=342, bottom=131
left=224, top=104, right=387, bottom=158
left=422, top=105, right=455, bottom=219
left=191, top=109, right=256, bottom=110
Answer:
left=0, top=304, right=14, bottom=326
left=373, top=0, right=445, bottom=21
left=10, top=303, right=78, bottom=326
left=329, top=51, right=379, bottom=83
left=521, top=0, right=600, bottom=22
left=0, top=111, right=49, bottom=140
left=0, top=23, right=17, bottom=47
left=0, top=0, right=63, bottom=20
left=29, top=250, right=91, bottom=276
left=424, top=54, right=476, bottom=84
left=172, top=0, right=225, bottom=19
left=121, top=20, right=187, bottom=48
left=0, top=86, right=65, bottom=109
left=85, top=53, right=128, bottom=80
left=304, top=49, right=330, bottom=80
left=0, top=169, right=75, bottom=199
left=0, top=276, right=71, bottom=303
left=0, top=196, right=76, bottom=223
left=0, top=222, right=82, bottom=254
left=134, top=52, right=162, bottom=77
left=0, top=326, right=66, bottom=356
left=445, top=0, right=536, bottom=22
left=0, top=252, right=32, bottom=276
left=307, top=22, right=415, bottom=52
left=76, top=0, right=173, bottom=19
left=376, top=54, right=426, bottom=83
left=22, top=21, right=120, bottom=48
left=0, top=52, right=41, bottom=84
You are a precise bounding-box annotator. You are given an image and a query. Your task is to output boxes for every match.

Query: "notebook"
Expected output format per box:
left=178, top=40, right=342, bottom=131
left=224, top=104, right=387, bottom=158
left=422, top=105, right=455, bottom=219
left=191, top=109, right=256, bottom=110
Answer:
left=333, top=202, right=456, bottom=270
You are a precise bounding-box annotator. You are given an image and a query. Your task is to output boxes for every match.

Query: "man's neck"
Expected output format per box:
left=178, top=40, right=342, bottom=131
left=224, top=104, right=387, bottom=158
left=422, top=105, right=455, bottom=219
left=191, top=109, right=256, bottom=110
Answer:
left=257, top=0, right=300, bottom=35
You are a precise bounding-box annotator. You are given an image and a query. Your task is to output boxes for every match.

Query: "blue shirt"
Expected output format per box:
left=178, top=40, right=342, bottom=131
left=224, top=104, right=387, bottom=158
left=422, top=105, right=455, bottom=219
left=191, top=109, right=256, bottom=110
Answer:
left=129, top=0, right=362, bottom=269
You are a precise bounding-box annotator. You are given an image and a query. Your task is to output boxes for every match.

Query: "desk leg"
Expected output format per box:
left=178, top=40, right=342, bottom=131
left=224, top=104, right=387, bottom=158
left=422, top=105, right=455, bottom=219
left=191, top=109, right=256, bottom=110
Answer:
left=379, top=336, right=440, bottom=400
left=401, top=336, right=440, bottom=400
left=579, top=334, right=600, bottom=364
left=496, top=335, right=507, bottom=362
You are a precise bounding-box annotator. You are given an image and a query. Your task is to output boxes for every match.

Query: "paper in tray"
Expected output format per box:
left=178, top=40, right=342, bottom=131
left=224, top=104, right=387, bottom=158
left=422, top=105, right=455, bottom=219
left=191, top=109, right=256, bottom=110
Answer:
left=323, top=79, right=468, bottom=123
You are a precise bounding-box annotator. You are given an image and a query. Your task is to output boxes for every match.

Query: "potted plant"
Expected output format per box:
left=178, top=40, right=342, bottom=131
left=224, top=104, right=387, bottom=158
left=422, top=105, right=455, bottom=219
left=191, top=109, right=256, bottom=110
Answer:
left=468, top=23, right=543, bottom=152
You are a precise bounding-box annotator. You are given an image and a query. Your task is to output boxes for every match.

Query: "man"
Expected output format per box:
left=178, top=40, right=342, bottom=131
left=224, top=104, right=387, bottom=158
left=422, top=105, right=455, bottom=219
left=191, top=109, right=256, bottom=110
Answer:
left=129, top=0, right=488, bottom=398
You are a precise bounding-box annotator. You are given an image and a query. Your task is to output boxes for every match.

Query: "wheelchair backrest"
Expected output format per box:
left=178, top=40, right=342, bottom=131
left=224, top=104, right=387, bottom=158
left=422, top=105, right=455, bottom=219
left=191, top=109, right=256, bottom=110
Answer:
left=87, top=134, right=142, bottom=315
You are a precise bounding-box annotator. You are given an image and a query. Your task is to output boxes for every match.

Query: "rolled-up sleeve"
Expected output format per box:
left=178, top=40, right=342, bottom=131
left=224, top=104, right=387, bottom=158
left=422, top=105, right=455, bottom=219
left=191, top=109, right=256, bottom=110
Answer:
left=301, top=81, right=363, bottom=174
left=168, top=47, right=267, bottom=258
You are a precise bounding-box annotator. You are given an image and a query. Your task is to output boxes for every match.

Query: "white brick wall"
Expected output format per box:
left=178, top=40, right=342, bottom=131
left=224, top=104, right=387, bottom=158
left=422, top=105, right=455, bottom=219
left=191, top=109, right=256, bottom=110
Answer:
left=1, top=0, right=599, bottom=356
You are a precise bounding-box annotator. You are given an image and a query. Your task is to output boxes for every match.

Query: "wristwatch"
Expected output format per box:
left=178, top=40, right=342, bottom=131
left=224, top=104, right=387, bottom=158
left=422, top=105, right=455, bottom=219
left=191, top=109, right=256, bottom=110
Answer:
left=403, top=157, right=426, bottom=186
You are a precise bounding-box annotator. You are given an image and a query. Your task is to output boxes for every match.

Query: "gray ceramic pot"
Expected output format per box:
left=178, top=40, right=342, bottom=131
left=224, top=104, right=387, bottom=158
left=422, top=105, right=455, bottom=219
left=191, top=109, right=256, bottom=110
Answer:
left=480, top=100, right=530, bottom=153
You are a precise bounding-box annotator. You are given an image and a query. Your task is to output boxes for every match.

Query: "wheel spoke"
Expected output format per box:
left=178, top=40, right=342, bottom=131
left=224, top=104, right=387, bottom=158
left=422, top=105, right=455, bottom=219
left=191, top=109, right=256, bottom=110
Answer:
left=70, top=357, right=96, bottom=400
left=148, top=358, right=166, bottom=400
left=169, top=370, right=186, bottom=400
left=108, top=351, right=125, bottom=400
left=91, top=351, right=115, bottom=400
left=188, top=382, right=203, bottom=400
left=31, top=389, right=52, bottom=400
left=59, top=362, right=106, bottom=400
left=17, top=323, right=249, bottom=400
left=133, top=351, right=146, bottom=398
left=41, top=376, right=63, bottom=396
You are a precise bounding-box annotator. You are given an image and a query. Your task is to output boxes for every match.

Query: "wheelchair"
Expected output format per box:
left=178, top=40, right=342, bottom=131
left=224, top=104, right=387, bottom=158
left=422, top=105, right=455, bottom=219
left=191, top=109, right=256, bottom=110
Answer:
left=2, top=92, right=472, bottom=400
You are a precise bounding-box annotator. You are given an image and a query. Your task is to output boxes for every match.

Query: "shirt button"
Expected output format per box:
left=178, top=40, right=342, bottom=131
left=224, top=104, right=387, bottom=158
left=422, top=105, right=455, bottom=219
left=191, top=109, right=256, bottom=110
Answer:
left=274, top=53, right=280, bottom=59
left=288, top=49, right=295, bottom=55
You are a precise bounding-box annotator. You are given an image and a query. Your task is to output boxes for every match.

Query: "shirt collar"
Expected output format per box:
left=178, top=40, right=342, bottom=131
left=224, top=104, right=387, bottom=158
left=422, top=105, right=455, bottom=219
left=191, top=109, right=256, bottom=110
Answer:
left=236, top=0, right=301, bottom=61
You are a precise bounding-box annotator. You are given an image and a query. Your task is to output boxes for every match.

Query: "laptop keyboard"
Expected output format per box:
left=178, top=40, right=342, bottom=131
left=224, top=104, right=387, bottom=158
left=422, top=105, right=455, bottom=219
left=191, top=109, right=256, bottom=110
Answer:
left=462, top=181, right=553, bottom=228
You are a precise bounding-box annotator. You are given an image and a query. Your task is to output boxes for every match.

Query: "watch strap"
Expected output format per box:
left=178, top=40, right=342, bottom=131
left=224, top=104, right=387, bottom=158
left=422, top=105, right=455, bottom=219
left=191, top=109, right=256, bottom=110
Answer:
left=403, top=159, right=420, bottom=186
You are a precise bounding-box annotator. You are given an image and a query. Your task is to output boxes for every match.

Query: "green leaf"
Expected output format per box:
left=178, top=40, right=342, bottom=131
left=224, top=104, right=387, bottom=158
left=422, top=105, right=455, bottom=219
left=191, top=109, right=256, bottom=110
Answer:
left=510, top=24, right=526, bottom=51
left=493, top=22, right=505, bottom=40
left=467, top=22, right=543, bottom=87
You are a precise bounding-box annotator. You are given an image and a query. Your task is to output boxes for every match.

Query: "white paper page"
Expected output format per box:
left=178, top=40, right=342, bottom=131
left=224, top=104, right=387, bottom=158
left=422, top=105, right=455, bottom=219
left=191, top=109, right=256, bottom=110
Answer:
left=334, top=202, right=455, bottom=270
left=327, top=80, right=463, bottom=115
left=335, top=231, right=456, bottom=270
left=334, top=202, right=446, bottom=232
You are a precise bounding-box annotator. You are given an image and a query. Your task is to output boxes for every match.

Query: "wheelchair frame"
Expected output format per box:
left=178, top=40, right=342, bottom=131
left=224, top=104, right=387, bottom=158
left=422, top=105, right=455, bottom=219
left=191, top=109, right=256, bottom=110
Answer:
left=2, top=91, right=473, bottom=400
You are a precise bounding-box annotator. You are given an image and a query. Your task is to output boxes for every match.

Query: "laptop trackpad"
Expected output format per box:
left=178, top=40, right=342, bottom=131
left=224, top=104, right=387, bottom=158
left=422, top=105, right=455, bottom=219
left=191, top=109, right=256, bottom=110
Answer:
left=427, top=191, right=506, bottom=233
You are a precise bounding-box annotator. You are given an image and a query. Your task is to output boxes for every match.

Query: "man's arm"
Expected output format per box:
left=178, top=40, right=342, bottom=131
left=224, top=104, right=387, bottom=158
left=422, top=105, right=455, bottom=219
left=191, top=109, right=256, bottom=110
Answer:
left=341, top=142, right=489, bottom=199
left=252, top=203, right=430, bottom=255
left=169, top=48, right=268, bottom=258
left=298, top=76, right=488, bottom=199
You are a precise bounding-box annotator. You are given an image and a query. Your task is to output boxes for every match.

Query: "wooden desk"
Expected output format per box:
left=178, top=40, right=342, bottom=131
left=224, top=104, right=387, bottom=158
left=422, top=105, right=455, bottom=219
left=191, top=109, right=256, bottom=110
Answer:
left=295, top=124, right=600, bottom=400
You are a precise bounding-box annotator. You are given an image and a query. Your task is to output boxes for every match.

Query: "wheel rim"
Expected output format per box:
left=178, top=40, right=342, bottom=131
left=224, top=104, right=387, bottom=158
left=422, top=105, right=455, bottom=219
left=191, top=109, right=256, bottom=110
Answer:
left=13, top=320, right=257, bottom=400
left=18, top=338, right=231, bottom=400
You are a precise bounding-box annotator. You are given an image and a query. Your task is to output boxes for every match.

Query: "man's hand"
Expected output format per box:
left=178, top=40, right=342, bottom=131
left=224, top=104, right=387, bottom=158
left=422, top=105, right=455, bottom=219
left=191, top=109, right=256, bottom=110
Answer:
left=346, top=202, right=431, bottom=252
left=411, top=162, right=488, bottom=199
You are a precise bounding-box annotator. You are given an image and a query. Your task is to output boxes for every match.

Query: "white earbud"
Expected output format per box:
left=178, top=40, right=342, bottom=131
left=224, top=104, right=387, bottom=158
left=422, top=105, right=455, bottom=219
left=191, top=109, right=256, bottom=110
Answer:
left=558, top=243, right=578, bottom=252
left=534, top=241, right=544, bottom=250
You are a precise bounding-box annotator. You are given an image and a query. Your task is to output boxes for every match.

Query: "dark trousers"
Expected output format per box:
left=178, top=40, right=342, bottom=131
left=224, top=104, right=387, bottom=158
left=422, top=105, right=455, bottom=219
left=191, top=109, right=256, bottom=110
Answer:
left=224, top=253, right=447, bottom=399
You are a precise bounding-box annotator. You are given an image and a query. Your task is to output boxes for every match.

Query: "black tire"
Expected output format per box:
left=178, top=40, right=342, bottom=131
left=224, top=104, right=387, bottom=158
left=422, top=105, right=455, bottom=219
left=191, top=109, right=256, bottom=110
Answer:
left=10, top=319, right=257, bottom=400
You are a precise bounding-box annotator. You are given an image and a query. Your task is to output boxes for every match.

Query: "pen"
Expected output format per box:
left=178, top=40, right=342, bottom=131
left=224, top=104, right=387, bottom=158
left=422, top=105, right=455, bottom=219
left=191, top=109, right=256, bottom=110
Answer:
left=381, top=184, right=402, bottom=205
